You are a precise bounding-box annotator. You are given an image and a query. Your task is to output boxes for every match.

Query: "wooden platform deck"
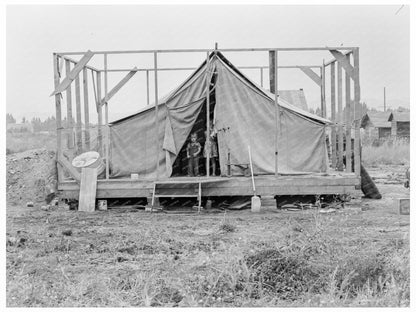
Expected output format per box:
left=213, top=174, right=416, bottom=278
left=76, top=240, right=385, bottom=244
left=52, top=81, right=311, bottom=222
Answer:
left=58, top=172, right=361, bottom=200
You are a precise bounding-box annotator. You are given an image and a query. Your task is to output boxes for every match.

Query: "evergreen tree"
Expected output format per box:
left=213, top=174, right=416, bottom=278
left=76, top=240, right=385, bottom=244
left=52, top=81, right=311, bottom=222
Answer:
left=6, top=113, right=16, bottom=124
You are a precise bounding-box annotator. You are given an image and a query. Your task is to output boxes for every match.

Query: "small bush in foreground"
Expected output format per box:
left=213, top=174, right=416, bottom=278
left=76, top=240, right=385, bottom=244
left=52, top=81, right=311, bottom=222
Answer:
left=245, top=248, right=321, bottom=300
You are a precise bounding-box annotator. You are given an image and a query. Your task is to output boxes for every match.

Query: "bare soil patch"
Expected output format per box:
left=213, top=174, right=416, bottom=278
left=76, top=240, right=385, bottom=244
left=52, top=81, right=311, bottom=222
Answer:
left=6, top=148, right=57, bottom=205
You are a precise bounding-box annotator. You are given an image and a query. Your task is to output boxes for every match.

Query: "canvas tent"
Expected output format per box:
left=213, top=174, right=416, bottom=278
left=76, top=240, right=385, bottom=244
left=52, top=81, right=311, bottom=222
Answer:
left=278, top=89, right=308, bottom=111
left=109, top=52, right=331, bottom=179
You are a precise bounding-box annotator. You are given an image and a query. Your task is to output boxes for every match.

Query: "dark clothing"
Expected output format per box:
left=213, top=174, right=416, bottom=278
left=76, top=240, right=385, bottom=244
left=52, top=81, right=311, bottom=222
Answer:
left=188, top=156, right=200, bottom=176
left=187, top=142, right=201, bottom=157
left=187, top=141, right=201, bottom=176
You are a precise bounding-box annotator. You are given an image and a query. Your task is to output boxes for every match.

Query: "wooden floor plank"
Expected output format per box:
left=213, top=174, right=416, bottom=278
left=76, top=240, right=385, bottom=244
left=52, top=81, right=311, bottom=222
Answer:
left=60, top=172, right=361, bottom=200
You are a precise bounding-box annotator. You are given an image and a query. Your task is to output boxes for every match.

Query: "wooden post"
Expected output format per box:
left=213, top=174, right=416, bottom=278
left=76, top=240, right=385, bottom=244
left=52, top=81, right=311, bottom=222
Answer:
left=269, top=51, right=276, bottom=93
left=83, top=68, right=90, bottom=150
left=330, top=63, right=336, bottom=169
left=206, top=51, right=210, bottom=177
left=75, top=73, right=82, bottom=152
left=354, top=48, right=361, bottom=119
left=146, top=70, right=150, bottom=105
left=345, top=54, right=352, bottom=173
left=104, top=54, right=110, bottom=180
left=353, top=48, right=361, bottom=176
left=272, top=50, right=280, bottom=177
left=65, top=60, right=74, bottom=149
left=320, top=63, right=326, bottom=118
left=97, top=71, right=103, bottom=155
left=154, top=52, right=159, bottom=180
left=354, top=119, right=360, bottom=176
left=260, top=68, right=264, bottom=88
left=337, top=62, right=343, bottom=171
left=53, top=54, right=64, bottom=182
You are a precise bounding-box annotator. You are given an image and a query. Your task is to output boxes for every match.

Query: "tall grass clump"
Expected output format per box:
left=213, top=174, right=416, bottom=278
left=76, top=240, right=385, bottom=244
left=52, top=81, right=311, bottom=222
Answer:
left=362, top=139, right=409, bottom=166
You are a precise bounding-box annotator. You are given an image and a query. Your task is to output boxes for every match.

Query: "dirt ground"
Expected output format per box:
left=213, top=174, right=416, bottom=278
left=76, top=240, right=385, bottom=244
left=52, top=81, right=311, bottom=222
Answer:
left=6, top=164, right=410, bottom=307
left=6, top=148, right=57, bottom=205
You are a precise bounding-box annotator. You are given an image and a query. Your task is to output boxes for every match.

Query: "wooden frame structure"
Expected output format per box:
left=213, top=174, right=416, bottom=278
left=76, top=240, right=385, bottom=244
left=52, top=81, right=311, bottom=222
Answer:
left=52, top=46, right=362, bottom=203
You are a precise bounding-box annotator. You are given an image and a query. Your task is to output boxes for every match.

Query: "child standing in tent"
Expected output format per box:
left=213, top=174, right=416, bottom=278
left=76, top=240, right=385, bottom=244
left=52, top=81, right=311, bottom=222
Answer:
left=186, top=133, right=201, bottom=177
left=204, top=124, right=218, bottom=176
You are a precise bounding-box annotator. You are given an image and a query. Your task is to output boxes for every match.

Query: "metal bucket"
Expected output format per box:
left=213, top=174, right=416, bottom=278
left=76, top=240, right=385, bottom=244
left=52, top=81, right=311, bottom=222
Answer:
left=72, top=151, right=105, bottom=176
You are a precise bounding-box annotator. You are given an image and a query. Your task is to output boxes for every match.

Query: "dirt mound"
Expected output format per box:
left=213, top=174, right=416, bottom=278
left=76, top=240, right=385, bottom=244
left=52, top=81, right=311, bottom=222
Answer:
left=6, top=148, right=57, bottom=205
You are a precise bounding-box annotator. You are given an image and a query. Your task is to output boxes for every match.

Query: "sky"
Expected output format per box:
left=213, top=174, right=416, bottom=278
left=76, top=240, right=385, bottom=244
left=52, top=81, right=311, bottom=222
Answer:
left=6, top=4, right=410, bottom=123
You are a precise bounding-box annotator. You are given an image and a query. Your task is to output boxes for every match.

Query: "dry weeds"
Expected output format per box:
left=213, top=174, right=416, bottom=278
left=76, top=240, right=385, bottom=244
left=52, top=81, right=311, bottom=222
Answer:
left=6, top=182, right=410, bottom=307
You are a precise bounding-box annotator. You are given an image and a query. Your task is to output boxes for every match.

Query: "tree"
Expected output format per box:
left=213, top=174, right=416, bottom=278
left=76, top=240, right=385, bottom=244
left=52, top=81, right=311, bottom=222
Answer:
left=31, top=117, right=42, bottom=132
left=6, top=113, right=16, bottom=124
left=397, top=106, right=409, bottom=112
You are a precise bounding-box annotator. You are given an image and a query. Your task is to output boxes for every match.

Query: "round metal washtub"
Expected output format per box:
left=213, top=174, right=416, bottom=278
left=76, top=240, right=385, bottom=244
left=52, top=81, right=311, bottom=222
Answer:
left=71, top=151, right=105, bottom=176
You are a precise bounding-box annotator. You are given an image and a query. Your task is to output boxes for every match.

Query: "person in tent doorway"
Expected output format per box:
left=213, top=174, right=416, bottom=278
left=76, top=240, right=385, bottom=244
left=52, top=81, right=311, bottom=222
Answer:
left=186, top=133, right=201, bottom=177
left=204, top=123, right=219, bottom=176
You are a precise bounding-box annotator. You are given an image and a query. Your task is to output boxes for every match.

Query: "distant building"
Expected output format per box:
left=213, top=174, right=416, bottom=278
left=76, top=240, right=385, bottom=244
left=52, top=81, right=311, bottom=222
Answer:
left=360, top=111, right=391, bottom=140
left=7, top=123, right=34, bottom=133
left=388, top=111, right=410, bottom=139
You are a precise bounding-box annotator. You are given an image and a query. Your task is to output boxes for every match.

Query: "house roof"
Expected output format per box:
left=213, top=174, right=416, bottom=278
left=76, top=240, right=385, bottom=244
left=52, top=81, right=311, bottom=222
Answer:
left=361, top=111, right=391, bottom=128
left=388, top=111, right=410, bottom=122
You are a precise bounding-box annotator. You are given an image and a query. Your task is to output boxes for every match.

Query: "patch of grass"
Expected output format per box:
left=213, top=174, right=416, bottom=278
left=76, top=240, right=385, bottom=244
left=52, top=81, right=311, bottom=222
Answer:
left=218, top=212, right=237, bottom=233
left=6, top=185, right=410, bottom=307
left=362, top=139, right=409, bottom=166
left=6, top=132, right=56, bottom=154
left=245, top=247, right=321, bottom=300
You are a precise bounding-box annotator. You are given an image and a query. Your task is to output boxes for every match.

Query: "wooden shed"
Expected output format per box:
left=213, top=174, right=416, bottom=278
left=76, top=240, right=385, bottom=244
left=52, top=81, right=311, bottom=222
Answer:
left=388, top=111, right=410, bottom=139
left=360, top=111, right=392, bottom=140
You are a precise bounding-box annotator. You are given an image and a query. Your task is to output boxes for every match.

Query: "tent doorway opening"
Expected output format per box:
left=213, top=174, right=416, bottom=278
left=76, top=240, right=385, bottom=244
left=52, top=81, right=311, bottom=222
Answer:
left=171, top=71, right=219, bottom=177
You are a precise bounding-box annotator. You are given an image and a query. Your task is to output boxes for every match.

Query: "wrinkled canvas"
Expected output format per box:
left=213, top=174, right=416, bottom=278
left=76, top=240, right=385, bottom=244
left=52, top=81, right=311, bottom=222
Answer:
left=109, top=52, right=330, bottom=179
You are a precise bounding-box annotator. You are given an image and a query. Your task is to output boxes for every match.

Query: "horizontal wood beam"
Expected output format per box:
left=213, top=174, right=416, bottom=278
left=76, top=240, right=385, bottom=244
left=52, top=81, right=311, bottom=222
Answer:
left=100, top=67, right=138, bottom=106
left=55, top=46, right=357, bottom=56
left=58, top=176, right=360, bottom=199
left=299, top=66, right=322, bottom=86
left=103, top=65, right=322, bottom=72
left=51, top=50, right=94, bottom=95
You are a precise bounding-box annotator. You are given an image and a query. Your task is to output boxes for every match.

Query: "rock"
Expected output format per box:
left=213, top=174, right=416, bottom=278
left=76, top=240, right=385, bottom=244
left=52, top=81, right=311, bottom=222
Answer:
left=116, top=256, right=128, bottom=262
left=60, top=203, right=70, bottom=210
left=26, top=201, right=34, bottom=207
left=7, top=237, right=17, bottom=246
left=17, top=237, right=27, bottom=247
left=62, top=229, right=73, bottom=236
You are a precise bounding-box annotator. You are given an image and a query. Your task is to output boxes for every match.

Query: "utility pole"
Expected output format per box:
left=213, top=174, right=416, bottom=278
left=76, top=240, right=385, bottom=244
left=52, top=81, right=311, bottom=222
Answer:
left=384, top=87, right=386, bottom=112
